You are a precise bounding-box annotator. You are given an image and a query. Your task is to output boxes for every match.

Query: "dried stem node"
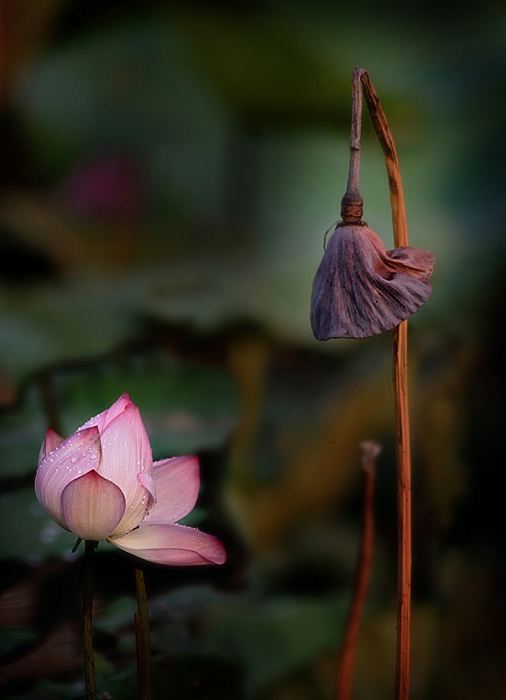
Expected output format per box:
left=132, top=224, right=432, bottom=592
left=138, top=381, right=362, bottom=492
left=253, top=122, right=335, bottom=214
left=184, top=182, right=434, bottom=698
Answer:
left=340, top=192, right=364, bottom=225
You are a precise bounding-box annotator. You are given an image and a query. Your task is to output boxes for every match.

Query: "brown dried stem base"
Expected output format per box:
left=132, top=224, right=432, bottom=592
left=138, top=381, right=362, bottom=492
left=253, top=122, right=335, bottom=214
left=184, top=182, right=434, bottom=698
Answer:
left=335, top=442, right=379, bottom=700
left=359, top=69, right=412, bottom=700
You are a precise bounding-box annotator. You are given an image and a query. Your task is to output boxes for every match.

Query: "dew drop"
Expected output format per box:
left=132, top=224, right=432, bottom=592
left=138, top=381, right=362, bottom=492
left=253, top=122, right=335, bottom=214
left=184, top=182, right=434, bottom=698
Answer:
left=71, top=456, right=78, bottom=463
left=77, top=470, right=82, bottom=475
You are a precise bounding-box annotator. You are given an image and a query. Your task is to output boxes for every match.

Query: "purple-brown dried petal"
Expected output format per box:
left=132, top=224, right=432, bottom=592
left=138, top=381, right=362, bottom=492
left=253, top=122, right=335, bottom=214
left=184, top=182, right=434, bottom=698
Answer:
left=310, top=225, right=435, bottom=340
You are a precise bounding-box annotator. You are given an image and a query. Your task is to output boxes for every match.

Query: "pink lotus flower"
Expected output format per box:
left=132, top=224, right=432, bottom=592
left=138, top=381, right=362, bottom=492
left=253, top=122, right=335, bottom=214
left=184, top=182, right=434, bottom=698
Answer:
left=34, top=394, right=226, bottom=566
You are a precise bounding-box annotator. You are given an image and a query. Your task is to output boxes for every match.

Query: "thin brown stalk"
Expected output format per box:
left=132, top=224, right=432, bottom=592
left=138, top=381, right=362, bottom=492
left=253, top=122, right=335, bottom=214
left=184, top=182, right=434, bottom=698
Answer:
left=340, top=68, right=366, bottom=225
left=134, top=567, right=152, bottom=700
left=360, top=69, right=412, bottom=700
left=83, top=540, right=97, bottom=700
left=345, top=68, right=366, bottom=199
left=335, top=441, right=380, bottom=700
left=134, top=613, right=149, bottom=700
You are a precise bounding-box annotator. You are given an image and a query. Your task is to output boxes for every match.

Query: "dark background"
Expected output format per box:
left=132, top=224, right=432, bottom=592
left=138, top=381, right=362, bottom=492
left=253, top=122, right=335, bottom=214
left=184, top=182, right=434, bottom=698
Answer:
left=1, top=2, right=505, bottom=698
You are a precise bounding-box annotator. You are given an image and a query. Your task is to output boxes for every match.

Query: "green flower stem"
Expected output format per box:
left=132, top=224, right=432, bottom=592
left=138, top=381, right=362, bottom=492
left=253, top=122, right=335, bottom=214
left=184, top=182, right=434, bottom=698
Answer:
left=83, top=540, right=97, bottom=700
left=135, top=567, right=152, bottom=700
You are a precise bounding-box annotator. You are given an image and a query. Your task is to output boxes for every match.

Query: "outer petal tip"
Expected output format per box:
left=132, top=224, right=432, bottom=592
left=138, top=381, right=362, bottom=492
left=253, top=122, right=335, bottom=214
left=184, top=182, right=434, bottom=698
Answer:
left=109, top=523, right=226, bottom=566
left=38, top=428, right=64, bottom=465
left=78, top=393, right=134, bottom=433
left=107, top=393, right=134, bottom=419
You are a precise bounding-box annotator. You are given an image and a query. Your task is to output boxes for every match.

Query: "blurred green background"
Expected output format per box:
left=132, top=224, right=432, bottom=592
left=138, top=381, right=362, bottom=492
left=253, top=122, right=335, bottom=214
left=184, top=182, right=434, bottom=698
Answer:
left=1, top=1, right=505, bottom=699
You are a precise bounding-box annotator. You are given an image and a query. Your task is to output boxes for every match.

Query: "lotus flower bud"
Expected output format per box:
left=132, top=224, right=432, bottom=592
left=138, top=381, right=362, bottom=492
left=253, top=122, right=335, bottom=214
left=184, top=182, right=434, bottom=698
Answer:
left=35, top=393, right=226, bottom=566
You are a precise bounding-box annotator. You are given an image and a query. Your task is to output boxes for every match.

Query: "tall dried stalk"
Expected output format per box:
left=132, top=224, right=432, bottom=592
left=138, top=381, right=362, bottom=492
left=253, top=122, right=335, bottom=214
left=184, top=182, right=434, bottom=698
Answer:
left=359, top=70, right=412, bottom=700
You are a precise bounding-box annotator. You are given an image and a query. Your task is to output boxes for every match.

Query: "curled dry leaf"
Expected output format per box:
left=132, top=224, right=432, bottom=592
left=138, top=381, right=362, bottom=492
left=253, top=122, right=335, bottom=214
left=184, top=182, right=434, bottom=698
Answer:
left=310, top=224, right=435, bottom=340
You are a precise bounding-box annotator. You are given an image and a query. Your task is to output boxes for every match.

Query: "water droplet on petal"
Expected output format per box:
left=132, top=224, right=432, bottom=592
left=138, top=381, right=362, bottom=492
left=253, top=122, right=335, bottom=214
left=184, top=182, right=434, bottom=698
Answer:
left=71, top=456, right=78, bottom=463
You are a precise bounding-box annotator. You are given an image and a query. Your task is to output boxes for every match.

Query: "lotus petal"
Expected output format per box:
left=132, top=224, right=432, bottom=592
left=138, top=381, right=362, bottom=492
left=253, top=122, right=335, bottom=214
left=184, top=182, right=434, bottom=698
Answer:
left=310, top=224, right=435, bottom=339
left=143, top=456, right=200, bottom=525
left=78, top=392, right=133, bottom=433
left=38, top=428, right=64, bottom=465
left=35, top=427, right=102, bottom=530
left=61, top=470, right=126, bottom=541
left=137, top=471, right=157, bottom=510
left=100, top=403, right=153, bottom=537
left=109, top=523, right=226, bottom=566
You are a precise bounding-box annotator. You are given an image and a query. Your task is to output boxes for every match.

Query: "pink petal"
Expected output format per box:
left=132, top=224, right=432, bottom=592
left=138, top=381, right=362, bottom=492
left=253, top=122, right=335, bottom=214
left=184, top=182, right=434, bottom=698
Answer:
left=109, top=523, right=226, bottom=566
left=38, top=428, right=64, bottom=466
left=61, top=470, right=126, bottom=541
left=99, top=403, right=153, bottom=537
left=35, top=427, right=102, bottom=530
left=143, top=456, right=200, bottom=525
left=78, top=393, right=133, bottom=434
left=101, top=393, right=133, bottom=430
left=137, top=471, right=157, bottom=511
